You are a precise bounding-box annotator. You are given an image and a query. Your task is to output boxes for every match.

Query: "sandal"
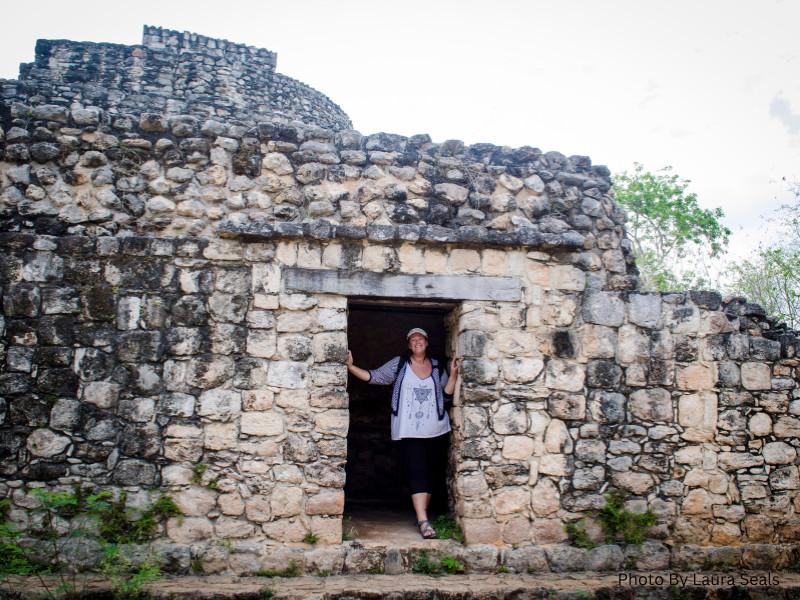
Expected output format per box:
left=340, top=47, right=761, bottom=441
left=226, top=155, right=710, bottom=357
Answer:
left=415, top=520, right=438, bottom=539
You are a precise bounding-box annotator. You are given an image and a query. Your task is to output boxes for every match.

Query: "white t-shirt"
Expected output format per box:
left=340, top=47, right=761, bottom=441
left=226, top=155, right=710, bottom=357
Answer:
left=391, top=366, right=451, bottom=440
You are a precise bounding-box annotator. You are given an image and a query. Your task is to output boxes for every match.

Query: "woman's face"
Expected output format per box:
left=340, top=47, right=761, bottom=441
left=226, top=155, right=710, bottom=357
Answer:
left=408, top=333, right=428, bottom=355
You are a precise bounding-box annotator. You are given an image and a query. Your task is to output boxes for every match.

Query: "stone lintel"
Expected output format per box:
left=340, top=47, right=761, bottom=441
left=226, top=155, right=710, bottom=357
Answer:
left=283, top=268, right=522, bottom=302
left=216, top=220, right=585, bottom=250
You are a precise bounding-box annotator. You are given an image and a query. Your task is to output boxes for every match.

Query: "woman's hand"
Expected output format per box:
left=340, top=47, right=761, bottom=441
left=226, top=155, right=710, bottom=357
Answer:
left=451, top=355, right=460, bottom=373
left=347, top=351, right=371, bottom=382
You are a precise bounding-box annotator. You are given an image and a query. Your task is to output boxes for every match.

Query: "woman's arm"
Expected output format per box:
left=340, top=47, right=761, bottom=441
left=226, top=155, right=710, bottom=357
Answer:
left=347, top=350, right=371, bottom=382
left=443, top=355, right=459, bottom=396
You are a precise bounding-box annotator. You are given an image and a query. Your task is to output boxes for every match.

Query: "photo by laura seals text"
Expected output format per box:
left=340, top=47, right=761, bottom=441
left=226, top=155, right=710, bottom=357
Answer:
left=619, top=573, right=780, bottom=587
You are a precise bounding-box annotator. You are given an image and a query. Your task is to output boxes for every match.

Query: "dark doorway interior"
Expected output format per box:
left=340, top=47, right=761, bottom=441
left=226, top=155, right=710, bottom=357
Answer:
left=345, top=298, right=456, bottom=539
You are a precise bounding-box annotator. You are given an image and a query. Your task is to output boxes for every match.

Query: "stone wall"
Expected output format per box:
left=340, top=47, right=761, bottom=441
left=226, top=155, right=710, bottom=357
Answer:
left=1, top=27, right=800, bottom=576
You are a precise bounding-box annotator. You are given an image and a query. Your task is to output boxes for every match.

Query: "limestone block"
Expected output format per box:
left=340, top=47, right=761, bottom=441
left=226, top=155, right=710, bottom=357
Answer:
left=186, top=355, right=235, bottom=389
left=274, top=465, right=304, bottom=483
left=276, top=389, right=310, bottom=411
left=748, top=412, right=772, bottom=437
left=174, top=487, right=218, bottom=517
left=668, top=305, right=701, bottom=334
left=317, top=308, right=346, bottom=330
left=311, top=364, right=348, bottom=387
left=267, top=361, right=309, bottom=389
left=763, top=442, right=797, bottom=465
left=775, top=416, right=800, bottom=438
left=770, top=465, right=800, bottom=490
left=197, top=389, right=241, bottom=422
left=502, top=436, right=535, bottom=460
left=448, top=249, right=481, bottom=274
left=310, top=390, right=348, bottom=409
left=676, top=364, right=715, bottom=391
left=460, top=359, right=499, bottom=384
left=761, top=392, right=790, bottom=413
left=25, top=428, right=70, bottom=458
left=239, top=440, right=279, bottom=456
left=218, top=493, right=245, bottom=516
left=240, top=412, right=283, bottom=437
left=310, top=516, right=342, bottom=545
left=710, top=523, right=741, bottom=546
left=462, top=406, right=488, bottom=437
left=526, top=261, right=550, bottom=286
left=629, top=388, right=672, bottom=422
left=718, top=452, right=764, bottom=471
left=745, top=515, right=775, bottom=543
left=612, top=472, right=655, bottom=495
left=492, top=403, right=528, bottom=434
left=246, top=330, right=277, bottom=358
left=277, top=311, right=313, bottom=333
left=627, top=293, right=662, bottom=328
left=272, top=485, right=304, bottom=517
left=214, top=516, right=256, bottom=539
left=544, top=419, right=573, bottom=453
left=550, top=266, right=586, bottom=291
left=482, top=250, right=507, bottom=276
left=496, top=331, right=533, bottom=355
left=544, top=359, right=585, bottom=392
left=494, top=486, right=531, bottom=515
left=741, top=363, right=771, bottom=391
left=547, top=392, right=586, bottom=420
left=616, top=325, right=650, bottom=364
left=678, top=391, right=717, bottom=442
left=588, top=390, right=625, bottom=424
left=458, top=473, right=489, bottom=496
left=538, top=454, right=572, bottom=477
left=313, top=332, right=348, bottom=363
left=459, top=311, right=500, bottom=333
left=242, top=390, right=274, bottom=411
left=263, top=519, right=307, bottom=543
left=574, top=439, right=606, bottom=463
left=502, top=517, right=532, bottom=545
left=306, top=491, right=345, bottom=515
left=315, top=410, right=349, bottom=437
left=532, top=518, right=568, bottom=545
left=204, top=423, right=238, bottom=450
left=681, top=488, right=712, bottom=516
left=82, top=382, right=121, bottom=409
left=245, top=495, right=272, bottom=522
left=546, top=546, right=588, bottom=573
left=463, top=518, right=502, bottom=544
left=582, top=291, right=624, bottom=326
left=162, top=465, right=194, bottom=486
left=502, top=357, right=543, bottom=383
left=582, top=325, right=617, bottom=359
left=167, top=517, right=213, bottom=544
left=164, top=439, right=203, bottom=462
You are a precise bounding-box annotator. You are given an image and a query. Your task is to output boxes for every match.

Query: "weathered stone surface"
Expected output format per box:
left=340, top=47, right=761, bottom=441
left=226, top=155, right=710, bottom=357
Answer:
left=629, top=388, right=672, bottom=422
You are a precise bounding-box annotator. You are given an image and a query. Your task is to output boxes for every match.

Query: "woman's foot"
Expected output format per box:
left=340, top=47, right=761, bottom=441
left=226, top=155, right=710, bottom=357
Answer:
left=415, top=520, right=438, bottom=539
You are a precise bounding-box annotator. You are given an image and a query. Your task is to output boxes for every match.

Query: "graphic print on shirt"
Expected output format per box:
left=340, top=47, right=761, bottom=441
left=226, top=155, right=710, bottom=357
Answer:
left=411, top=381, right=432, bottom=431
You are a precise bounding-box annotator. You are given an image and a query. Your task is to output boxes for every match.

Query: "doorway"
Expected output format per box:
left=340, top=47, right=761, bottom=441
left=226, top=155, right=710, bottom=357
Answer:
left=344, top=298, right=457, bottom=542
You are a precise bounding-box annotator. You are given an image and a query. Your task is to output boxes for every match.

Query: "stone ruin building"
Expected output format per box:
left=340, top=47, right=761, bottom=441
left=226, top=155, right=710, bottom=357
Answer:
left=0, top=25, right=798, bottom=575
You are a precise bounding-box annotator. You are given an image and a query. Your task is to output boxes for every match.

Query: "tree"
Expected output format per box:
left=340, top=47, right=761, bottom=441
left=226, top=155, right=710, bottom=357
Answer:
left=612, top=163, right=731, bottom=291
left=727, top=177, right=800, bottom=328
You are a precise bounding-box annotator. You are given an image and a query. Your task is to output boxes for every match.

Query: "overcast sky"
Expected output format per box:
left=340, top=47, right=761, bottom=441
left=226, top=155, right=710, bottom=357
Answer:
left=2, top=0, right=799, bottom=261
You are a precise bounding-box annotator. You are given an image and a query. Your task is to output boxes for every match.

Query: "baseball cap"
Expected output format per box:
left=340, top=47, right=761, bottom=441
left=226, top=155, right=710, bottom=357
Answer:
left=407, top=328, right=428, bottom=340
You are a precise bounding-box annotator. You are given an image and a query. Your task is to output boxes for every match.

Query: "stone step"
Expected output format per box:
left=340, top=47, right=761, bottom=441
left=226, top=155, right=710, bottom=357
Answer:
left=6, top=572, right=800, bottom=600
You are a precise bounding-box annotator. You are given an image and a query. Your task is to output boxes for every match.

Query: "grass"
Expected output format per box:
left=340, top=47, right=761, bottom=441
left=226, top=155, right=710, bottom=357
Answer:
left=259, top=584, right=278, bottom=599
left=342, top=516, right=357, bottom=541
left=563, top=518, right=596, bottom=550
left=412, top=550, right=465, bottom=576
left=430, top=515, right=464, bottom=543
left=303, top=531, right=319, bottom=545
left=255, top=560, right=303, bottom=578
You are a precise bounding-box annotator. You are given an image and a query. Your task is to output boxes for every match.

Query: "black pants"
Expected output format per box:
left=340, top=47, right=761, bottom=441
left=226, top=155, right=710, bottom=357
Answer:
left=395, top=434, right=447, bottom=496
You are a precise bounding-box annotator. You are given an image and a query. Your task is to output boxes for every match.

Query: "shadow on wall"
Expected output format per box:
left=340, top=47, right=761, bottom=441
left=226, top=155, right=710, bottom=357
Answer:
left=345, top=303, right=451, bottom=513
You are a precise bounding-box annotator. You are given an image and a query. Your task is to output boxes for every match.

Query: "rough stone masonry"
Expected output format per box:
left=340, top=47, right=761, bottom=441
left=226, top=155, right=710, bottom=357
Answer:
left=0, top=26, right=798, bottom=575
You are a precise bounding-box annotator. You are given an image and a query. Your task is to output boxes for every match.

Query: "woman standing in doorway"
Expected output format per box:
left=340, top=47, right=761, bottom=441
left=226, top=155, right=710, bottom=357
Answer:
left=347, top=328, right=459, bottom=540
